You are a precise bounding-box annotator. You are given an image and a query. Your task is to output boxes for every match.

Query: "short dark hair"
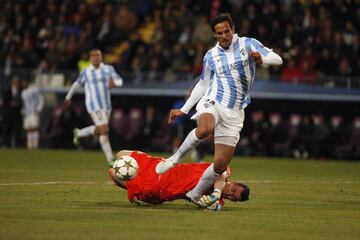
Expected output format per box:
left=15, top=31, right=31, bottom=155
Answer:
left=89, top=48, right=101, bottom=54
left=236, top=182, right=250, bottom=202
left=210, top=13, right=234, bottom=32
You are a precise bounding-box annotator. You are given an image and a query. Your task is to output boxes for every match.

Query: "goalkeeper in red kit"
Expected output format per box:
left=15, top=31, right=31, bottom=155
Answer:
left=108, top=150, right=250, bottom=211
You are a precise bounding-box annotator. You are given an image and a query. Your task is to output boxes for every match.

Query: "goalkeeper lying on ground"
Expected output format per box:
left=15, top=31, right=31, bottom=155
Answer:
left=108, top=150, right=250, bottom=211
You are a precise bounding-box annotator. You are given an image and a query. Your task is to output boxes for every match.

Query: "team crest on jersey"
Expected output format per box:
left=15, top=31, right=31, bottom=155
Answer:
left=204, top=99, right=215, bottom=108
left=240, top=48, right=246, bottom=56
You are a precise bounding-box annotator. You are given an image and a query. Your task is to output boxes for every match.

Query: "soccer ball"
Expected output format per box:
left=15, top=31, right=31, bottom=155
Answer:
left=113, top=156, right=139, bottom=181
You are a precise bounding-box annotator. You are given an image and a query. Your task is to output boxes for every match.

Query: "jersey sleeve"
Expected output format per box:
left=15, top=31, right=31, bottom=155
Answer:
left=180, top=54, right=211, bottom=114
left=76, top=70, right=87, bottom=86
left=247, top=38, right=282, bottom=65
left=249, top=38, right=271, bottom=56
left=129, top=151, right=163, bottom=170
left=110, top=65, right=123, bottom=84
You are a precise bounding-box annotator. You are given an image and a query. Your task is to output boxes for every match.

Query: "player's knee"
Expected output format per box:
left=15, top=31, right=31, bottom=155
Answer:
left=196, top=126, right=213, bottom=139
left=99, top=126, right=109, bottom=135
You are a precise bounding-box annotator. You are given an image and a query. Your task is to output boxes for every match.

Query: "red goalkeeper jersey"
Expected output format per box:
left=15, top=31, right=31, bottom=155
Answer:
left=125, top=151, right=230, bottom=204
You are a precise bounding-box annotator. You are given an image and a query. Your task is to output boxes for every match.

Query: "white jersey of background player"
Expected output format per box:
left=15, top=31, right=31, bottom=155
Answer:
left=21, top=81, right=44, bottom=149
left=64, top=49, right=123, bottom=166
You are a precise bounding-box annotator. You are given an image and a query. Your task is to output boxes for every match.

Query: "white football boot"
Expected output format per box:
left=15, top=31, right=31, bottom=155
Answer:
left=155, top=159, right=176, bottom=175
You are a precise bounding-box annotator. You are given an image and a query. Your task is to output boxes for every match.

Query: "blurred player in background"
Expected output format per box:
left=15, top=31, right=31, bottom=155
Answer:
left=2, top=77, right=22, bottom=147
left=109, top=150, right=250, bottom=211
left=21, top=80, right=44, bottom=149
left=64, top=49, right=123, bottom=166
left=156, top=13, right=282, bottom=206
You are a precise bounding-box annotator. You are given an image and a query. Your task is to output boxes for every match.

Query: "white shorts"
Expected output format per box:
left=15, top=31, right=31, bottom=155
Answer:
left=192, top=98, right=245, bottom=147
left=89, top=110, right=111, bottom=126
left=23, top=114, right=40, bottom=130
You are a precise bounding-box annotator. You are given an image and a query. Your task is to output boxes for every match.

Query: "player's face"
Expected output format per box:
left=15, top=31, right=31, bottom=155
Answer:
left=214, top=21, right=234, bottom=50
left=90, top=50, right=102, bottom=67
left=222, top=182, right=243, bottom=201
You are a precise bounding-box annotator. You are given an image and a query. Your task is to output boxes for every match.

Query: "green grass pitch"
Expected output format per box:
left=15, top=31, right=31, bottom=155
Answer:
left=0, top=149, right=359, bottom=240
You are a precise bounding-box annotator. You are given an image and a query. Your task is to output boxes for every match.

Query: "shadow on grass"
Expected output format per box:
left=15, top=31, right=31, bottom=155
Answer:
left=69, top=200, right=247, bottom=212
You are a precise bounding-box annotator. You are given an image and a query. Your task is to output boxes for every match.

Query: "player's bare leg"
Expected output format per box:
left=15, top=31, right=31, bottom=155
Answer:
left=73, top=125, right=96, bottom=145
left=26, top=130, right=32, bottom=149
left=32, top=128, right=39, bottom=149
left=156, top=113, right=215, bottom=174
left=26, top=127, right=40, bottom=150
left=97, top=124, right=114, bottom=166
left=189, top=144, right=234, bottom=204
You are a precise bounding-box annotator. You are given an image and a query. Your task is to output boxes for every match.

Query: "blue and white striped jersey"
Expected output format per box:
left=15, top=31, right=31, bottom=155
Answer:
left=201, top=34, right=271, bottom=110
left=21, top=86, right=44, bottom=115
left=76, top=63, right=122, bottom=113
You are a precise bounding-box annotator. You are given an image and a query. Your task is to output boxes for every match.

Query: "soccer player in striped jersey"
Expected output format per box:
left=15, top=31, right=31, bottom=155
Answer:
left=156, top=13, right=282, bottom=206
left=64, top=49, right=123, bottom=166
left=21, top=81, right=44, bottom=149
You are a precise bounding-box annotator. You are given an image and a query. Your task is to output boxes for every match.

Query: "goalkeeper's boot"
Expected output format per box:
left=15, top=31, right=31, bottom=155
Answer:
left=155, top=159, right=176, bottom=175
left=73, top=128, right=80, bottom=146
left=185, top=191, right=204, bottom=208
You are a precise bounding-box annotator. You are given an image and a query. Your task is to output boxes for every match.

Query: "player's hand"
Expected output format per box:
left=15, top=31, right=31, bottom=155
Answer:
left=206, top=200, right=222, bottom=211
left=168, top=109, right=185, bottom=124
left=109, top=80, right=115, bottom=88
left=199, top=189, right=221, bottom=207
left=250, top=51, right=263, bottom=64
left=63, top=99, right=71, bottom=110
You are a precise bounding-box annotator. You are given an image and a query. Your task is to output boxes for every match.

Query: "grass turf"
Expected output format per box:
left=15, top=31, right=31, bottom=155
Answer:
left=0, top=149, right=359, bottom=240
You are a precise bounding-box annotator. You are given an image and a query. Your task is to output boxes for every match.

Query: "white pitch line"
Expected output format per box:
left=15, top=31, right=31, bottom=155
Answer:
left=0, top=180, right=359, bottom=186
left=245, top=180, right=360, bottom=184
left=0, top=181, right=98, bottom=186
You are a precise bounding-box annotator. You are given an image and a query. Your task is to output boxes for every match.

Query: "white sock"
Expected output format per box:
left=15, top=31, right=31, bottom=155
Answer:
left=191, top=163, right=219, bottom=200
left=78, top=125, right=95, bottom=138
left=99, top=135, right=114, bottom=163
left=167, top=129, right=201, bottom=164
left=26, top=132, right=32, bottom=149
left=32, top=131, right=39, bottom=149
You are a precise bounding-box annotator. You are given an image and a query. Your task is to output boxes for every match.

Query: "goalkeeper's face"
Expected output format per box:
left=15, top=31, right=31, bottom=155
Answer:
left=222, top=181, right=250, bottom=202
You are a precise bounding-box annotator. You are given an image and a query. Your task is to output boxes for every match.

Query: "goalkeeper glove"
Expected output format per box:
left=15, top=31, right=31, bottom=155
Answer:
left=199, top=189, right=222, bottom=207
left=206, top=200, right=222, bottom=211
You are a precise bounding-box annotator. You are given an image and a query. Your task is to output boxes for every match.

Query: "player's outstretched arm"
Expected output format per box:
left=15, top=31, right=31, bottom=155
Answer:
left=115, top=150, right=133, bottom=159
left=167, top=77, right=209, bottom=124
left=108, top=78, right=123, bottom=88
left=250, top=38, right=282, bottom=66
left=250, top=50, right=282, bottom=66
left=259, top=50, right=282, bottom=65
left=168, top=109, right=185, bottom=124
left=36, top=91, right=44, bottom=114
left=175, top=57, right=211, bottom=118
left=108, top=168, right=127, bottom=189
left=63, top=81, right=81, bottom=109
left=199, top=171, right=228, bottom=207
left=109, top=66, right=123, bottom=88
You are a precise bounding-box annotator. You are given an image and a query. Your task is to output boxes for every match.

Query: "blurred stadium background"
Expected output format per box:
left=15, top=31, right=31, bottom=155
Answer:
left=0, top=0, right=359, bottom=160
